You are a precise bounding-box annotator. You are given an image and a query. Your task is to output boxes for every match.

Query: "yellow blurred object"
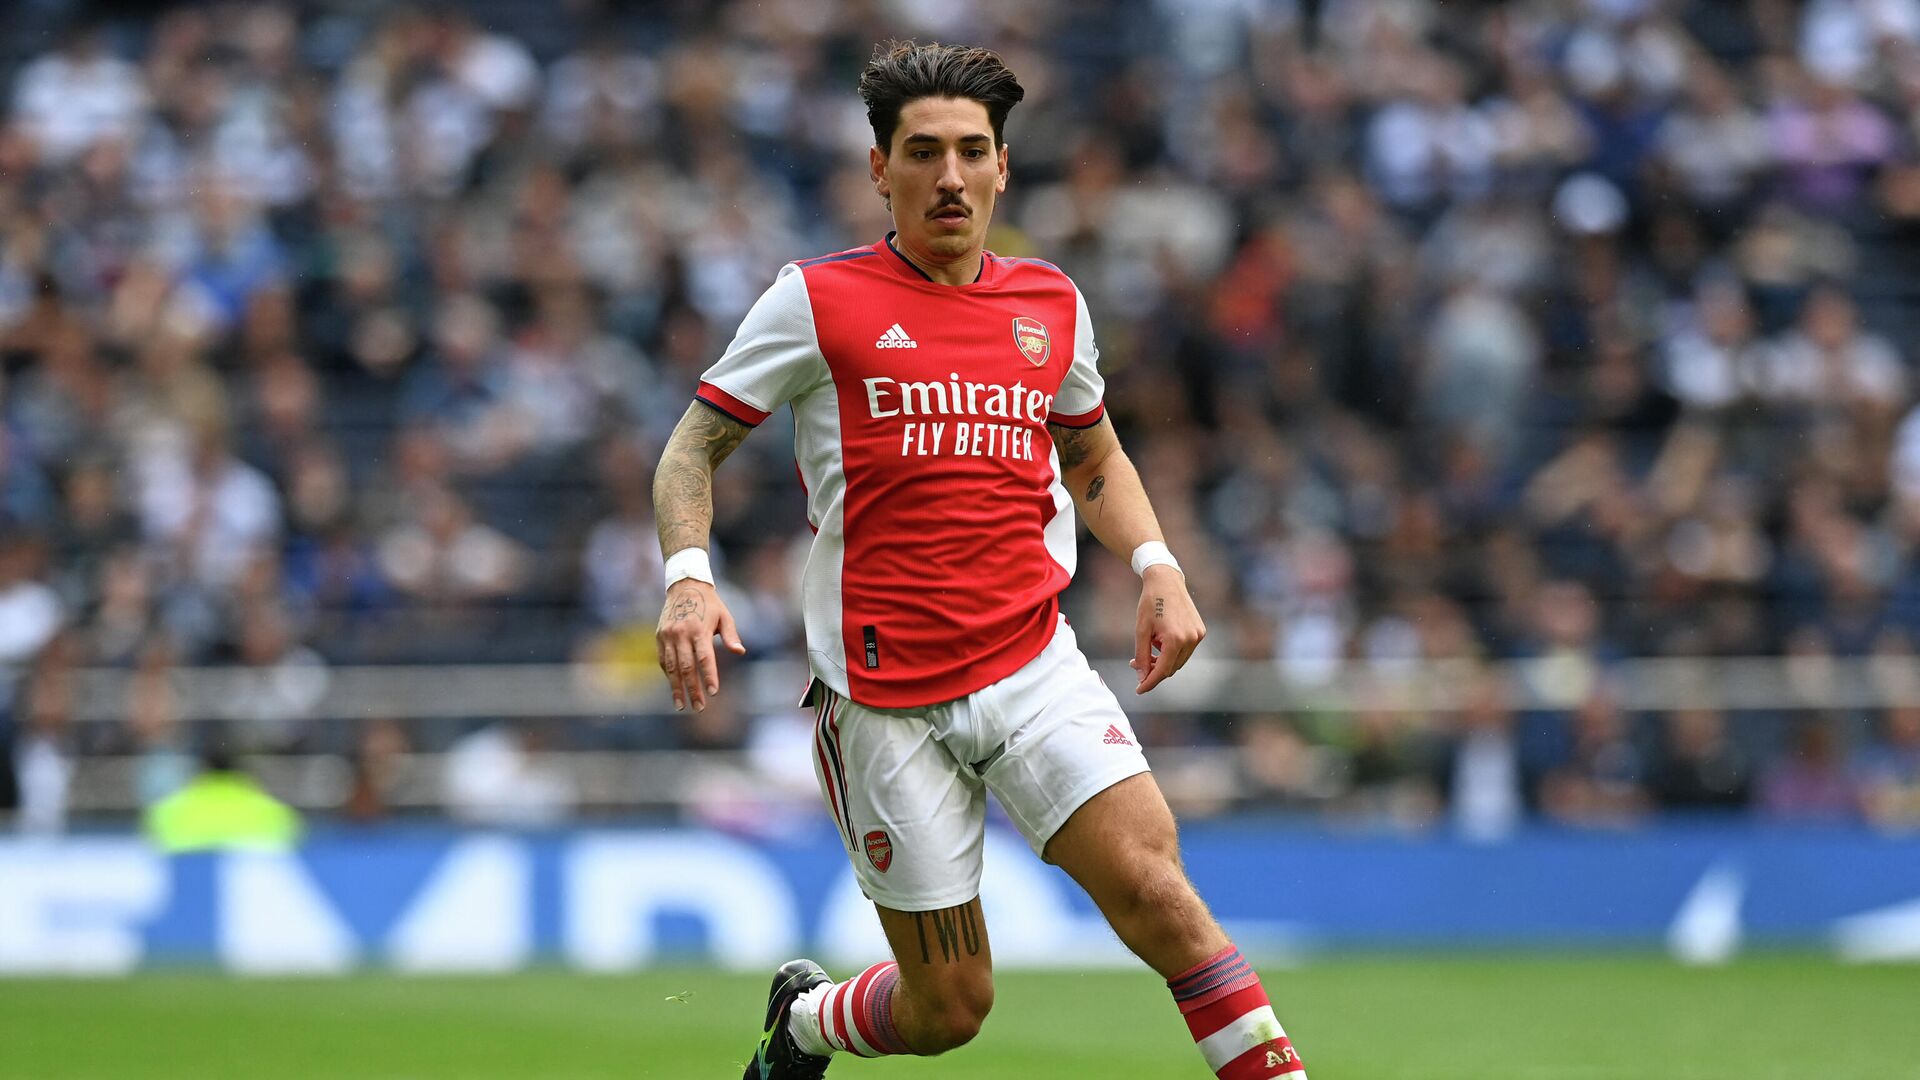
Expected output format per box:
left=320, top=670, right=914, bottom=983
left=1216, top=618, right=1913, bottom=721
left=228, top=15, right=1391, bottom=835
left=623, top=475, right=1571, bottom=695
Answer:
left=144, top=770, right=303, bottom=854
left=577, top=623, right=665, bottom=695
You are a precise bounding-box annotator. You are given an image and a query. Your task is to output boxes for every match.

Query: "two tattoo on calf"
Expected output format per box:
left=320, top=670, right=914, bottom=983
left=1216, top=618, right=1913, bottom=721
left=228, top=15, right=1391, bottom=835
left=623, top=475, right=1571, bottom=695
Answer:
left=911, top=903, right=984, bottom=965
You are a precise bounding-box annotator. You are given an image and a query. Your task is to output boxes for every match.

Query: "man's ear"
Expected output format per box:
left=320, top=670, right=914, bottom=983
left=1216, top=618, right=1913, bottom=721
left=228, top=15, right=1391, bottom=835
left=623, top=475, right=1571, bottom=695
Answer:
left=996, top=142, right=1009, bottom=194
left=870, top=144, right=890, bottom=201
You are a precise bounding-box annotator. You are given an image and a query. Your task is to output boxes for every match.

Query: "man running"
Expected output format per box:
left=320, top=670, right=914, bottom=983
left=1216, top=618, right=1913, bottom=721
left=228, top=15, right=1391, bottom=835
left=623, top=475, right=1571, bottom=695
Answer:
left=653, top=39, right=1308, bottom=1080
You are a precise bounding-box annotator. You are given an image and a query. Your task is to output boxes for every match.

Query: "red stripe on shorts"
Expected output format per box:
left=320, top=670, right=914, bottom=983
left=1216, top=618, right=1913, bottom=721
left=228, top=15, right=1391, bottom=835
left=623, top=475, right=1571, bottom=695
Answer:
left=826, top=700, right=853, bottom=844
left=814, top=693, right=850, bottom=848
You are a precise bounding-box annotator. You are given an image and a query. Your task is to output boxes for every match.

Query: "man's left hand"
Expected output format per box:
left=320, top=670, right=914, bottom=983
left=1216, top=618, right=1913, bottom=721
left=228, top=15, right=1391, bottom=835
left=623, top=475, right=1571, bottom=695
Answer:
left=1131, top=565, right=1204, bottom=694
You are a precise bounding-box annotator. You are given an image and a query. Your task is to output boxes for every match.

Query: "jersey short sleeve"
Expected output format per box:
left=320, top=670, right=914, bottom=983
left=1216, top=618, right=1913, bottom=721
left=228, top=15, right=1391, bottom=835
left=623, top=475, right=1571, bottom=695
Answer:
left=695, top=264, right=826, bottom=426
left=1049, top=285, right=1106, bottom=428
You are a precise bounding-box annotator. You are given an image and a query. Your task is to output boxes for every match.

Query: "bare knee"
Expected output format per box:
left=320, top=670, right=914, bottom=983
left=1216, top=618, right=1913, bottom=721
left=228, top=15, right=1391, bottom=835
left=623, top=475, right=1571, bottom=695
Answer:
left=1104, top=860, right=1219, bottom=961
left=907, top=975, right=994, bottom=1054
left=1110, top=856, right=1202, bottom=925
left=1047, top=776, right=1225, bottom=972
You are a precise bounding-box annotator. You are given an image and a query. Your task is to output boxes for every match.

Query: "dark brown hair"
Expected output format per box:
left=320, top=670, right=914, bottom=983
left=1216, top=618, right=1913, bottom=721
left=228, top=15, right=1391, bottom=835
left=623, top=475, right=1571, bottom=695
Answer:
left=857, top=41, right=1026, bottom=152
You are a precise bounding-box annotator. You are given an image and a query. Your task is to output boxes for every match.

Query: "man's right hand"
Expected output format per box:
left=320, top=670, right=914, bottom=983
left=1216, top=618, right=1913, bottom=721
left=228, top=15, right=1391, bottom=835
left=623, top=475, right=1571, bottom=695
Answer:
left=655, top=580, right=745, bottom=711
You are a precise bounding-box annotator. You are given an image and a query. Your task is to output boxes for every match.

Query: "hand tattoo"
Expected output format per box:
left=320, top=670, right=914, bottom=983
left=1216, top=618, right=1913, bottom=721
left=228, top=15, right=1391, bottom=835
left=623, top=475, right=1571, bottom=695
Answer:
left=667, top=593, right=705, bottom=623
left=1154, top=597, right=1166, bottom=617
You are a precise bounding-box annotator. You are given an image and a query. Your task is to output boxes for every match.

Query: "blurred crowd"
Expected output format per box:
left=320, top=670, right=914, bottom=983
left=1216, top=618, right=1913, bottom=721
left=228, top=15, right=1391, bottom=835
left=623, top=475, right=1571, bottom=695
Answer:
left=3, top=0, right=1920, bottom=832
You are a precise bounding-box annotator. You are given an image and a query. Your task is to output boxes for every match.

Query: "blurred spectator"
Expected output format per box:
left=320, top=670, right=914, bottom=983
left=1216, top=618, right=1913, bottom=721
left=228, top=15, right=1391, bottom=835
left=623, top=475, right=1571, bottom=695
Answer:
left=1754, top=284, right=1904, bottom=411
left=1539, top=688, right=1650, bottom=828
left=134, top=422, right=281, bottom=593
left=1364, top=54, right=1494, bottom=216
left=1759, top=715, right=1863, bottom=820
left=1328, top=697, right=1440, bottom=829
left=11, top=635, right=78, bottom=833
left=218, top=602, right=330, bottom=751
left=1651, top=709, right=1753, bottom=811
left=1655, top=61, right=1768, bottom=220
left=542, top=35, right=660, bottom=155
left=144, top=742, right=302, bottom=853
left=442, top=721, right=573, bottom=827
left=376, top=486, right=527, bottom=603
left=171, top=184, right=286, bottom=333
left=126, top=636, right=193, bottom=807
left=498, top=285, right=647, bottom=456
left=1799, top=0, right=1920, bottom=86
left=579, top=438, right=663, bottom=629
left=1439, top=673, right=1527, bottom=841
left=1237, top=715, right=1341, bottom=810
left=48, top=456, right=137, bottom=607
left=84, top=547, right=155, bottom=665
left=11, top=24, right=147, bottom=165
left=1661, top=278, right=1773, bottom=412
left=1860, top=706, right=1920, bottom=829
left=1421, top=284, right=1539, bottom=462
left=1768, top=74, right=1896, bottom=213
left=0, top=533, right=65, bottom=706
left=344, top=717, right=409, bottom=823
left=402, top=295, right=523, bottom=474
left=0, top=423, right=55, bottom=527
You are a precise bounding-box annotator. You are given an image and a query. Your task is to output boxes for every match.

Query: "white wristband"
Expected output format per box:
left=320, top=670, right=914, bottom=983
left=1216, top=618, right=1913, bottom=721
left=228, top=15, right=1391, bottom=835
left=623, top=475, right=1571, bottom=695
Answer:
left=1130, top=541, right=1182, bottom=577
left=664, top=548, right=715, bottom=589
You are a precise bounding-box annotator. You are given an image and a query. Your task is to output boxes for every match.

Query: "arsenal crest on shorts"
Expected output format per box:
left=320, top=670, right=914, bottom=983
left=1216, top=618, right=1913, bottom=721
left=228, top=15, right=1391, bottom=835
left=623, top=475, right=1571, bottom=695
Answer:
left=1011, top=315, right=1051, bottom=366
left=863, top=829, right=893, bottom=873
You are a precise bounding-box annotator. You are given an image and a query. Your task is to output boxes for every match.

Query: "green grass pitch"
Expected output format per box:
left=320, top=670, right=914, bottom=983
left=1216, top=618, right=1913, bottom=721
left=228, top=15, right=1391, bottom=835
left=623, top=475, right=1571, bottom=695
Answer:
left=3, top=955, right=1916, bottom=1079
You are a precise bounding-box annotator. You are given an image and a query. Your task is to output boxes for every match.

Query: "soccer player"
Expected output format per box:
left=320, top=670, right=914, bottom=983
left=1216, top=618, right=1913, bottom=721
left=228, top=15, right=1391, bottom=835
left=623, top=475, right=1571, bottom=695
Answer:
left=653, top=41, right=1308, bottom=1080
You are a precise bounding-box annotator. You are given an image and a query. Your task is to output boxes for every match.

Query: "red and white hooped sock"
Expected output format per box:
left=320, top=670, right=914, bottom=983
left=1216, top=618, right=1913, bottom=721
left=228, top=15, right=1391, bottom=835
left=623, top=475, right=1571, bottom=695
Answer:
left=1168, top=945, right=1306, bottom=1078
left=789, top=961, right=910, bottom=1058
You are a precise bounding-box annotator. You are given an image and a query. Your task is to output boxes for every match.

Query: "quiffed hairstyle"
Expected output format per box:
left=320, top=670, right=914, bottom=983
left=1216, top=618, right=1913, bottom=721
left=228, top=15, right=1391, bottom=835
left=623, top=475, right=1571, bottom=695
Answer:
left=857, top=41, right=1026, bottom=152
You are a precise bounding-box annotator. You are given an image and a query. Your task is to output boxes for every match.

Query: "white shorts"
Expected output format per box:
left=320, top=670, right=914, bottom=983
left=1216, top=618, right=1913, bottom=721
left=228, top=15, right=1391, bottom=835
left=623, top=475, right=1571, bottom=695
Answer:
left=806, top=616, right=1150, bottom=912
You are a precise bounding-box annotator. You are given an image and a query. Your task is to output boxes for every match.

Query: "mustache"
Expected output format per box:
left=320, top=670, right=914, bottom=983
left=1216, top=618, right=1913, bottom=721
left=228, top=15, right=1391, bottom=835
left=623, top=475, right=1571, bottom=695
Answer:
left=927, top=197, right=971, bottom=217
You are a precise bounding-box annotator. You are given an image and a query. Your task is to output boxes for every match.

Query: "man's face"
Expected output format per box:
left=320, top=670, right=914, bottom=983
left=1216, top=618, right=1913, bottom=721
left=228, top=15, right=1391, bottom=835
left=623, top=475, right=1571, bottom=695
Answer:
left=871, top=96, right=1008, bottom=263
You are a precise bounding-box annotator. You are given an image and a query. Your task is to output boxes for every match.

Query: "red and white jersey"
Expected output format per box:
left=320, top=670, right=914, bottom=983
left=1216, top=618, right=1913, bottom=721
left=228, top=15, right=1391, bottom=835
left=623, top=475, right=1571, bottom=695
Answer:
left=693, top=235, right=1106, bottom=708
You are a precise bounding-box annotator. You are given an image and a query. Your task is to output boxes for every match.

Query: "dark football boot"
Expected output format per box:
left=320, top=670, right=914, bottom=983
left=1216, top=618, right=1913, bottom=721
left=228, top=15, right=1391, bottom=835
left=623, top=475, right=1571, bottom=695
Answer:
left=743, top=958, right=832, bottom=1079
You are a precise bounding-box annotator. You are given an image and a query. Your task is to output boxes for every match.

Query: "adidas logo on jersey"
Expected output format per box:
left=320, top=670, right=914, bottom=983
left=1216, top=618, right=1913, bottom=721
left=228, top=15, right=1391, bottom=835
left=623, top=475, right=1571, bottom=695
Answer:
left=1103, top=724, right=1134, bottom=747
left=875, top=323, right=918, bottom=349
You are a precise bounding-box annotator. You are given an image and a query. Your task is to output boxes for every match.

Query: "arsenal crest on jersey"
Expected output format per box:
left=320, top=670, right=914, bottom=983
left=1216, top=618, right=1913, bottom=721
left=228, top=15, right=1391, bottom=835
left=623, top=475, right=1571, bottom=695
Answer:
left=864, top=829, right=893, bottom=873
left=1011, top=315, right=1051, bottom=366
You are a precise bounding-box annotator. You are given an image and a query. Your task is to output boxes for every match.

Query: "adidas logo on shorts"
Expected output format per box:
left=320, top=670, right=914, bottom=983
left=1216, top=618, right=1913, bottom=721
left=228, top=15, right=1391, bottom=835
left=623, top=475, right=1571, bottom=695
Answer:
left=875, top=323, right=918, bottom=349
left=1103, top=724, right=1134, bottom=747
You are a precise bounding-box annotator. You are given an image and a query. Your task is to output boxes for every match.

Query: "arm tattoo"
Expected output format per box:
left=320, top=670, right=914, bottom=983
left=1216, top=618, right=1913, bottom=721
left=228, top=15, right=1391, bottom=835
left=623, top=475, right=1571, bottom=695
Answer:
left=1048, top=415, right=1117, bottom=473
left=911, top=902, right=983, bottom=965
left=1085, top=474, right=1105, bottom=518
left=655, top=404, right=751, bottom=556
left=1050, top=424, right=1096, bottom=470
